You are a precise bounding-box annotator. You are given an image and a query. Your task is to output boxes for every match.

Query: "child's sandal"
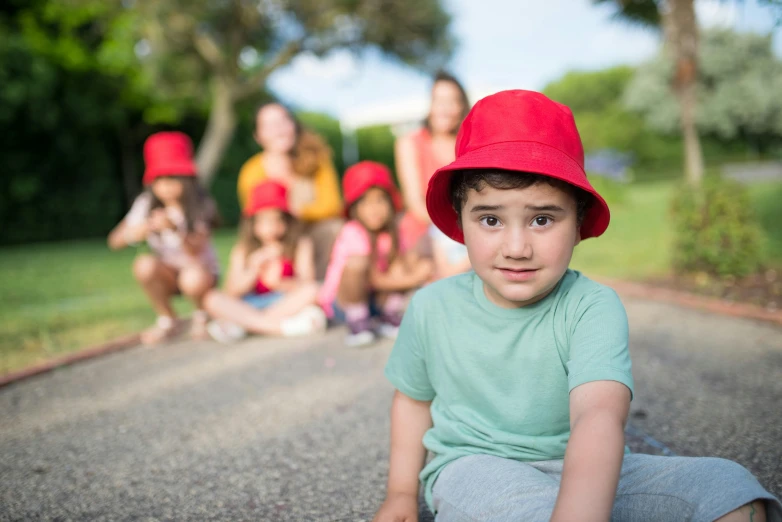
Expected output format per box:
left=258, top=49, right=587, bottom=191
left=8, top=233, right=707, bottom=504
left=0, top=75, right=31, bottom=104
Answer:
left=281, top=305, right=327, bottom=338
left=140, top=316, right=183, bottom=345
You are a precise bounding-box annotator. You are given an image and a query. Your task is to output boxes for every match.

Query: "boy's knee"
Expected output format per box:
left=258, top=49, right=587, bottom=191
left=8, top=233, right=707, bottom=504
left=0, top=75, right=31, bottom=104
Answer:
left=178, top=265, right=213, bottom=296
left=132, top=254, right=159, bottom=282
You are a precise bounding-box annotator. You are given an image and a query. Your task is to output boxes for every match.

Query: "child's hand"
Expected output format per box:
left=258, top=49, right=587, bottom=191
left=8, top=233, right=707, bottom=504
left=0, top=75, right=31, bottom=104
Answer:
left=372, top=492, right=419, bottom=522
left=148, top=209, right=175, bottom=232
left=247, top=244, right=283, bottom=272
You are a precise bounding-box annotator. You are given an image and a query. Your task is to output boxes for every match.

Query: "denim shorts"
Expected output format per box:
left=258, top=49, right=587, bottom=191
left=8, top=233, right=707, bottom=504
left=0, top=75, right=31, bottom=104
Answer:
left=242, top=292, right=283, bottom=309
left=432, top=453, right=782, bottom=522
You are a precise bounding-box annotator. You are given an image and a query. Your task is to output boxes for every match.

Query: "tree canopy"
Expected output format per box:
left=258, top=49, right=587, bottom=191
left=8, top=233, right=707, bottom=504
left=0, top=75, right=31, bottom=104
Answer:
left=624, top=28, right=782, bottom=151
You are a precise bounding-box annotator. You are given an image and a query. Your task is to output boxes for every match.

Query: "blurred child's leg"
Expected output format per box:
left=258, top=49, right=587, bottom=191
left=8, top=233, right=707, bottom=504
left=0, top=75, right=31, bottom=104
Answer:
left=133, top=254, right=183, bottom=344
left=178, top=263, right=217, bottom=340
left=133, top=254, right=178, bottom=317
left=203, top=281, right=323, bottom=338
left=336, top=255, right=375, bottom=346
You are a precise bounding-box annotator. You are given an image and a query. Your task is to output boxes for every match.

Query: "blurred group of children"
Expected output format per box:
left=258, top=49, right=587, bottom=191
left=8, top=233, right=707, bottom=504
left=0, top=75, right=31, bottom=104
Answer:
left=108, top=130, right=454, bottom=347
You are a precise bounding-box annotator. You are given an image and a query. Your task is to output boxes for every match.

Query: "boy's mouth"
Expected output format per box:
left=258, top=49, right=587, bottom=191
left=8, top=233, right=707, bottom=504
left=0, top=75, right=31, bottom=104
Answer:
left=496, top=267, right=539, bottom=282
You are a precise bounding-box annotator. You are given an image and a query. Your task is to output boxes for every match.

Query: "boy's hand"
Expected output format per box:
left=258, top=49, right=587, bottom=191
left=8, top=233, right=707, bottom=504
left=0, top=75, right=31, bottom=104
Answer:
left=372, top=492, right=419, bottom=522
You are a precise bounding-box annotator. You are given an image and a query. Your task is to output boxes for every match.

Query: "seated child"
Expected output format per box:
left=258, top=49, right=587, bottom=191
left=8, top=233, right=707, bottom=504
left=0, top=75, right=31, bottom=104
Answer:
left=318, top=161, right=434, bottom=347
left=108, top=131, right=220, bottom=344
left=374, top=90, right=781, bottom=522
left=203, top=180, right=326, bottom=342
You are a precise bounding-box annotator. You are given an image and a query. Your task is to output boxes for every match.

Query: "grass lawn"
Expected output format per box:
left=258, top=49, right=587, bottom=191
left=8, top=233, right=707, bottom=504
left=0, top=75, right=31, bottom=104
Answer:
left=1, top=180, right=780, bottom=375
left=0, top=231, right=235, bottom=375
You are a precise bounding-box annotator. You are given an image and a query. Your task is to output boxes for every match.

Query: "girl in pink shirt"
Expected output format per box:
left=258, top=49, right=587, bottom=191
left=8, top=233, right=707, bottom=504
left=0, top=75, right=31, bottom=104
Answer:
left=318, top=161, right=433, bottom=347
left=203, top=181, right=326, bottom=342
left=107, top=132, right=220, bottom=344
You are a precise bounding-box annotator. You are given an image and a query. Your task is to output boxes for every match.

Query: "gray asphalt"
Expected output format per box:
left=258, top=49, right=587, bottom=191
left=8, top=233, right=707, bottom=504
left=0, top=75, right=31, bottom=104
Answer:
left=1, top=296, right=780, bottom=521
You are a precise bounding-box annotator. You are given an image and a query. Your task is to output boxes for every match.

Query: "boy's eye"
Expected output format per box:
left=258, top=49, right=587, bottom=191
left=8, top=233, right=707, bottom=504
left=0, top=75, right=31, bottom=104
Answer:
left=532, top=216, right=553, bottom=227
left=479, top=216, right=501, bottom=227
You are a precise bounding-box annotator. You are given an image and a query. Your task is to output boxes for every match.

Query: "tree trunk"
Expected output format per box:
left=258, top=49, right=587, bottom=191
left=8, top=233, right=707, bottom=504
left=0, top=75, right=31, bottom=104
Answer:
left=661, top=0, right=704, bottom=186
left=195, top=79, right=237, bottom=187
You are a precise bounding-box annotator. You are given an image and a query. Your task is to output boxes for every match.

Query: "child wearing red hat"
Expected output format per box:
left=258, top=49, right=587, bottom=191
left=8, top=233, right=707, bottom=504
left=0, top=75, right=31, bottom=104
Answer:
left=108, top=131, right=220, bottom=345
left=317, top=161, right=433, bottom=347
left=375, top=91, right=781, bottom=522
left=202, top=180, right=326, bottom=342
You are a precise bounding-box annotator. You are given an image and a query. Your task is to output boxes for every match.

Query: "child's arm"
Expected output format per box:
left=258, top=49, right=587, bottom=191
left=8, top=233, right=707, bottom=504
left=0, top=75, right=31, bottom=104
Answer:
left=373, top=390, right=432, bottom=522
left=550, top=380, right=630, bottom=522
left=370, top=257, right=433, bottom=292
left=182, top=222, right=211, bottom=257
left=224, top=245, right=263, bottom=297
left=107, top=219, right=149, bottom=250
left=271, top=237, right=316, bottom=293
left=107, top=194, right=152, bottom=250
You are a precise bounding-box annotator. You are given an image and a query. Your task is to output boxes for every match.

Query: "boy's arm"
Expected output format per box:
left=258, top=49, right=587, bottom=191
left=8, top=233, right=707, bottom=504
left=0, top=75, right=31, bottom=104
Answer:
left=550, top=380, right=630, bottom=522
left=374, top=390, right=432, bottom=522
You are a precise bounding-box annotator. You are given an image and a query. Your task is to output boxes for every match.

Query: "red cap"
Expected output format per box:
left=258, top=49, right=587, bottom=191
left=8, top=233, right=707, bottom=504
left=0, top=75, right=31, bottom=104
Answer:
left=244, top=180, right=289, bottom=217
left=342, top=161, right=402, bottom=215
left=426, top=90, right=610, bottom=242
left=142, top=131, right=198, bottom=185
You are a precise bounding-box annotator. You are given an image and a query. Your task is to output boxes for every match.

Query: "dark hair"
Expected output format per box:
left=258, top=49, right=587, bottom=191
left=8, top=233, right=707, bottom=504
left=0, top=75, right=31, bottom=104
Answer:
left=237, top=209, right=301, bottom=261
left=348, top=188, right=400, bottom=269
left=449, top=170, right=592, bottom=226
left=254, top=102, right=331, bottom=179
left=147, top=177, right=220, bottom=232
left=424, top=71, right=470, bottom=135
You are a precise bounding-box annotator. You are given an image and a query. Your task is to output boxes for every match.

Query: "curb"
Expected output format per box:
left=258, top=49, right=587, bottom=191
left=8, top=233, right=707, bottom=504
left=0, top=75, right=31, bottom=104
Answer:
left=599, top=277, right=782, bottom=327
left=0, top=333, right=141, bottom=390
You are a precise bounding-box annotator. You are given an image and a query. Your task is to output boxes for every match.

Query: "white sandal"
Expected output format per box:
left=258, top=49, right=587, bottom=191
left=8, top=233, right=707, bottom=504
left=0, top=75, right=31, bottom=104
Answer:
left=140, top=316, right=183, bottom=345
left=207, top=320, right=247, bottom=344
left=281, top=305, right=327, bottom=337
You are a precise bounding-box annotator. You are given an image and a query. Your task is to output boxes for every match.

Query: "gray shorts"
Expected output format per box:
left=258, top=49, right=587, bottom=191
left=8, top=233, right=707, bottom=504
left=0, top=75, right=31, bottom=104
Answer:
left=432, top=454, right=781, bottom=522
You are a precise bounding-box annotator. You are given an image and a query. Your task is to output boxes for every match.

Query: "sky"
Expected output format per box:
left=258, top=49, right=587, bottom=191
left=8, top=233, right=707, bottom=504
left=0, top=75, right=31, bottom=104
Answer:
left=266, top=0, right=782, bottom=121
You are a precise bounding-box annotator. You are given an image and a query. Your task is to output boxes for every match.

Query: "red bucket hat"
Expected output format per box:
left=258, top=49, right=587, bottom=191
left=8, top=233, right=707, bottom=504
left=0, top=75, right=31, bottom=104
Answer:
left=342, top=161, right=403, bottom=216
left=143, top=131, right=198, bottom=185
left=244, top=180, right=289, bottom=217
left=426, top=90, right=610, bottom=243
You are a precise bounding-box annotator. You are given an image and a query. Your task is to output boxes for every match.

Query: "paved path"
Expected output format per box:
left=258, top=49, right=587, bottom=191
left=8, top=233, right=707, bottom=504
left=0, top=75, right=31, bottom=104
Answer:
left=1, top=296, right=781, bottom=521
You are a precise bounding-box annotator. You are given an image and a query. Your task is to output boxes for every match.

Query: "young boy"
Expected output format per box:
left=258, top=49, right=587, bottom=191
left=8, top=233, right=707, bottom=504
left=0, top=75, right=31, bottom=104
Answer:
left=374, top=90, right=781, bottom=522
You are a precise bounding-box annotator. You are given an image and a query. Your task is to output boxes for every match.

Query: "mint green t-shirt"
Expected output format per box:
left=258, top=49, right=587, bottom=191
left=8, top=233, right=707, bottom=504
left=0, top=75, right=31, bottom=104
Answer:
left=384, top=269, right=634, bottom=510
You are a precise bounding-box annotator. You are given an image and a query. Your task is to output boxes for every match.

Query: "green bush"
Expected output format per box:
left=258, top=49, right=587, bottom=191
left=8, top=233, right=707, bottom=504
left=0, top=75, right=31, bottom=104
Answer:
left=356, top=124, right=396, bottom=176
left=670, top=178, right=765, bottom=277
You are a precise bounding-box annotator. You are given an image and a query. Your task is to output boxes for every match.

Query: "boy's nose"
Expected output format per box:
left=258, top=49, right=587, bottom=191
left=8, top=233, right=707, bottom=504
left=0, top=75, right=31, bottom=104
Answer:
left=502, top=229, right=532, bottom=260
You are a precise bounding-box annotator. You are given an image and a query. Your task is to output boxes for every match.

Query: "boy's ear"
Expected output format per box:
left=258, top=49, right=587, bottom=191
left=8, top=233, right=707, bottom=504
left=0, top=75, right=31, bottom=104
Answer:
left=574, top=227, right=582, bottom=247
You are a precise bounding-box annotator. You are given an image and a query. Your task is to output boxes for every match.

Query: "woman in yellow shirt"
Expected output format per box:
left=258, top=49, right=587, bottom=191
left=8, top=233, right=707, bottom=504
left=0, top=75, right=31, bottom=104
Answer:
left=237, top=103, right=343, bottom=278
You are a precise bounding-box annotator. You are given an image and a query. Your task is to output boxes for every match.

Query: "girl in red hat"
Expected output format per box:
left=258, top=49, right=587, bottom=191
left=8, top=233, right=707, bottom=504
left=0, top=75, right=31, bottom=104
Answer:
left=108, top=131, right=220, bottom=345
left=202, top=180, right=326, bottom=342
left=317, top=161, right=433, bottom=347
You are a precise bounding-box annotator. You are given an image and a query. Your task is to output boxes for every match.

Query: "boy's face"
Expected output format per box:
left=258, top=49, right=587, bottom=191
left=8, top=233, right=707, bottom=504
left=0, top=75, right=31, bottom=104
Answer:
left=461, top=182, right=581, bottom=309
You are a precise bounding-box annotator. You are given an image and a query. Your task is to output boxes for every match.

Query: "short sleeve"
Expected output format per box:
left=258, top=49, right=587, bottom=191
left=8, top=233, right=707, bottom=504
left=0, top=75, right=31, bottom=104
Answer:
left=384, top=298, right=435, bottom=401
left=124, top=193, right=152, bottom=227
left=334, top=221, right=373, bottom=258
left=566, top=287, right=634, bottom=399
